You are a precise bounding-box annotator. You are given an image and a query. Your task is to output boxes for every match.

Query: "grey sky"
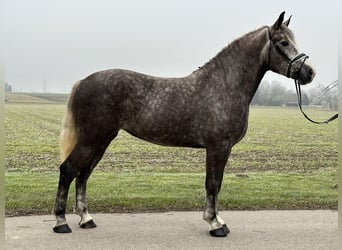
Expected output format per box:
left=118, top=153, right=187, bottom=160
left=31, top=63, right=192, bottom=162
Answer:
left=2, top=0, right=338, bottom=93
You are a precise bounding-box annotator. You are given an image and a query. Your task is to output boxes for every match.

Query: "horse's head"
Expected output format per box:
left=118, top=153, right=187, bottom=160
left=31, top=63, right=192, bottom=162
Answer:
left=267, top=12, right=315, bottom=85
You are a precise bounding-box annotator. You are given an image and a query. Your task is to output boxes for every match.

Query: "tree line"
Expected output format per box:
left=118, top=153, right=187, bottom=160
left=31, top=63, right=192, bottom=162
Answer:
left=5, top=80, right=338, bottom=110
left=251, top=80, right=338, bottom=110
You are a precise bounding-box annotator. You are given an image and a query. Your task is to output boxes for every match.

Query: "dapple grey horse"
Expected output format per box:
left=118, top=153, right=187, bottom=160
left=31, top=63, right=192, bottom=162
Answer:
left=53, top=12, right=315, bottom=237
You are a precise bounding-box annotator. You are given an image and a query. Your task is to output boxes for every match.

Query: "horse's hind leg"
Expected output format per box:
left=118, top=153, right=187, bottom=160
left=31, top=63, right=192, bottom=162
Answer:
left=75, top=170, right=96, bottom=229
left=203, top=143, right=231, bottom=237
left=75, top=139, right=113, bottom=229
left=53, top=158, right=78, bottom=233
left=53, top=141, right=111, bottom=233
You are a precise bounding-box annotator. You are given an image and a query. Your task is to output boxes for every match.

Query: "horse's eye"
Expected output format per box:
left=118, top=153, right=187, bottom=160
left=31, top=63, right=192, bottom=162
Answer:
left=280, top=41, right=289, bottom=46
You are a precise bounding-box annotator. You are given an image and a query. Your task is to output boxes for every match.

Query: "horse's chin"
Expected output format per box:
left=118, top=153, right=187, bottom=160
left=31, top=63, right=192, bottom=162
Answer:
left=297, top=76, right=314, bottom=85
left=297, top=79, right=310, bottom=85
left=297, top=70, right=315, bottom=85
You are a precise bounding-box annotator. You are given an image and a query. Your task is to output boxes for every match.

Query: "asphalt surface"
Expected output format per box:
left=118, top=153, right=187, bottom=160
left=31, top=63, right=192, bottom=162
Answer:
left=5, top=210, right=337, bottom=250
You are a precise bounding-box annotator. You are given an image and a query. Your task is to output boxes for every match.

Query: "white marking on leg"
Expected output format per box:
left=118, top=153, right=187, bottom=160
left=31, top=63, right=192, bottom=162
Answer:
left=75, top=194, right=93, bottom=225
left=203, top=210, right=224, bottom=231
left=203, top=194, right=225, bottom=231
left=216, top=214, right=226, bottom=226
left=79, top=211, right=93, bottom=225
left=207, top=218, right=223, bottom=231
left=76, top=194, right=85, bottom=213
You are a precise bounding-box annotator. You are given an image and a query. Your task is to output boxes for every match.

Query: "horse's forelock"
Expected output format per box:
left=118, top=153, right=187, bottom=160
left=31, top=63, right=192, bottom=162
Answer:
left=281, top=25, right=296, bottom=42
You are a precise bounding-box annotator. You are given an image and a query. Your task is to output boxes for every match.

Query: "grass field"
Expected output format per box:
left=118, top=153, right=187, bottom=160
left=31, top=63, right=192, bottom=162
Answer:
left=5, top=103, right=338, bottom=216
left=6, top=92, right=69, bottom=103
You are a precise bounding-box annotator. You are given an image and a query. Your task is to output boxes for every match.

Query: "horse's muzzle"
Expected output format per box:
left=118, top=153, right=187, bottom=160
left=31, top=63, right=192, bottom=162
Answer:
left=297, top=62, right=316, bottom=85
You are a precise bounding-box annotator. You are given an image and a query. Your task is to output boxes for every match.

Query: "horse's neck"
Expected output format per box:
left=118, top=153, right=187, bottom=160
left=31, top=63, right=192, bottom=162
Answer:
left=196, top=27, right=269, bottom=103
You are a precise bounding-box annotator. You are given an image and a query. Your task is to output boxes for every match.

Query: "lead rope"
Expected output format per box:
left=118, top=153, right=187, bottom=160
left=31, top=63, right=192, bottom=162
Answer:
left=294, top=80, right=338, bottom=124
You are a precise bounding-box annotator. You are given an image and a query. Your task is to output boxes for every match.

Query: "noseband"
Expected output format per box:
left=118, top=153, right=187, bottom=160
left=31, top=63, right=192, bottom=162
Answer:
left=267, top=27, right=338, bottom=124
left=267, top=28, right=308, bottom=79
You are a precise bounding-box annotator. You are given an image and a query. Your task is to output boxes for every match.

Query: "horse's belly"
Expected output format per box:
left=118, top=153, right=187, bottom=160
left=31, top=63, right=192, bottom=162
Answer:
left=123, top=124, right=204, bottom=148
left=122, top=106, right=249, bottom=149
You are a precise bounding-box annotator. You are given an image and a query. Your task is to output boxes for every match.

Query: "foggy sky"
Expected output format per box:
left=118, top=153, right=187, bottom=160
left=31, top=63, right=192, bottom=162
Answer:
left=1, top=0, right=338, bottom=93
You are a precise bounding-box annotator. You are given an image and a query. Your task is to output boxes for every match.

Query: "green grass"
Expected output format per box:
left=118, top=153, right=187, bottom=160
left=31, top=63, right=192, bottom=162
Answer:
left=5, top=170, right=337, bottom=216
left=5, top=104, right=338, bottom=215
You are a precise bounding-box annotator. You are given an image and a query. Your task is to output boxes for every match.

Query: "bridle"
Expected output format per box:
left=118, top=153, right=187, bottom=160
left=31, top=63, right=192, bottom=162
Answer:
left=267, top=27, right=308, bottom=79
left=267, top=27, right=338, bottom=124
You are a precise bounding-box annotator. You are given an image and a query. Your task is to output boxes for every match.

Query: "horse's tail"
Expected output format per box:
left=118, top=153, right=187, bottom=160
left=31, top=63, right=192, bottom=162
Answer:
left=60, top=81, right=80, bottom=162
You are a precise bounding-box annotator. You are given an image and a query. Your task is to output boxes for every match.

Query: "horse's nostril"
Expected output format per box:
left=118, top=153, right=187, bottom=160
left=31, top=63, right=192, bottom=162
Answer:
left=308, top=68, right=316, bottom=79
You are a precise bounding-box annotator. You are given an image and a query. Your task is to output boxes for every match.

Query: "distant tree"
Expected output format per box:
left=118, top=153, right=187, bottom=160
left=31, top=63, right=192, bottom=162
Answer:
left=269, top=81, right=286, bottom=106
left=252, top=80, right=309, bottom=106
left=308, top=83, right=338, bottom=110
left=302, top=92, right=310, bottom=105
left=251, top=80, right=271, bottom=105
left=285, top=89, right=297, bottom=103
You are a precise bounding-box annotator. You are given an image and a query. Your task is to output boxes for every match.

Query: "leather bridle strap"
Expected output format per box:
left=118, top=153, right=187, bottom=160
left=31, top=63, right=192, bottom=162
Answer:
left=267, top=28, right=308, bottom=78
left=295, top=80, right=338, bottom=124
left=267, top=27, right=338, bottom=124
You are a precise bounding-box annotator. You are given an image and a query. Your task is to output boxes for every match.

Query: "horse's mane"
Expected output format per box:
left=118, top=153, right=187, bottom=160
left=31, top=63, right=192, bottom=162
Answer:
left=195, top=26, right=268, bottom=73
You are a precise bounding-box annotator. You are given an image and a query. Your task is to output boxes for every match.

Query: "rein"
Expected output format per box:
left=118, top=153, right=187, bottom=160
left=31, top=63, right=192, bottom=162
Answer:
left=267, top=27, right=338, bottom=124
left=294, top=80, right=338, bottom=124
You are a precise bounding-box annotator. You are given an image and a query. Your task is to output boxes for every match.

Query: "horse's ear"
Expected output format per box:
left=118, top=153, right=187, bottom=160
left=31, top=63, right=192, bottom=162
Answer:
left=271, top=11, right=285, bottom=31
left=283, top=15, right=292, bottom=27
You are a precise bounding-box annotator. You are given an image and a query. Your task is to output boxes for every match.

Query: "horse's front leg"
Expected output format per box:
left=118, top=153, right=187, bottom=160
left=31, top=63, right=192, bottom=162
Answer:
left=203, top=143, right=231, bottom=237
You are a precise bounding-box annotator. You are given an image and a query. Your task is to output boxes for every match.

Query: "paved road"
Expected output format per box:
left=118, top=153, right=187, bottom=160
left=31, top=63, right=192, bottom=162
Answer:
left=5, top=210, right=337, bottom=250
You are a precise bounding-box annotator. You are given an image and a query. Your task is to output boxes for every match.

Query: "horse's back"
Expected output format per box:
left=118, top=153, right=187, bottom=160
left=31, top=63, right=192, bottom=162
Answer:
left=69, top=68, right=249, bottom=147
left=69, top=69, right=208, bottom=147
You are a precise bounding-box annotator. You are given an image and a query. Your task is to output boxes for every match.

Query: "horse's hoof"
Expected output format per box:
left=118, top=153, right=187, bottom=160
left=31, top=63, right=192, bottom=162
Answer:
left=222, top=224, right=230, bottom=234
left=80, top=219, right=97, bottom=229
left=53, top=224, right=72, bottom=233
left=209, top=227, right=228, bottom=237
